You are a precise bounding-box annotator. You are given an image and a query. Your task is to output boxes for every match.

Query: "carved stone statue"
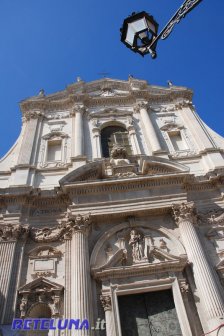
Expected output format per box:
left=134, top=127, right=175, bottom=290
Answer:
left=129, top=230, right=146, bottom=263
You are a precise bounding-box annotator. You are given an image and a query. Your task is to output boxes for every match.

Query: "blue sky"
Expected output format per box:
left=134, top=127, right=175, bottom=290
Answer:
left=0, top=0, right=223, bottom=158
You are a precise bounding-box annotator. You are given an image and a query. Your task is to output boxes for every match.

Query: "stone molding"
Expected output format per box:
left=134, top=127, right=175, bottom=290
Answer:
left=172, top=202, right=197, bottom=226
left=100, top=295, right=112, bottom=311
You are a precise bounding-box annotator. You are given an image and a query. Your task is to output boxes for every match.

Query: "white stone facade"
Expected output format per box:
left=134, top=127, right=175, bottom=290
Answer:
left=0, top=77, right=224, bottom=335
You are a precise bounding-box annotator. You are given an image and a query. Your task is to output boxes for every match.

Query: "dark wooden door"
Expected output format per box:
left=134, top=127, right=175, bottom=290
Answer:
left=118, top=289, right=182, bottom=336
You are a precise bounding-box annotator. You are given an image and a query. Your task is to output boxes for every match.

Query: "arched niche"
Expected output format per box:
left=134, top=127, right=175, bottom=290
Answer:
left=100, top=123, right=131, bottom=158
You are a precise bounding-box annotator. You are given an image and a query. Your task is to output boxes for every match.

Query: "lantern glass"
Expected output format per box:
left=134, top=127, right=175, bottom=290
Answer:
left=121, top=11, right=159, bottom=56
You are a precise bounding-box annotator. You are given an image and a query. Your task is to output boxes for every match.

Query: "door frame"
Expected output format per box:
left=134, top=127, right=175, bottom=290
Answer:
left=110, top=277, right=192, bottom=336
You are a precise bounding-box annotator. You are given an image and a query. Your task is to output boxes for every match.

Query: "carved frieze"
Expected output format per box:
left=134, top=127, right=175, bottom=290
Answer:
left=30, top=212, right=92, bottom=242
left=0, top=224, right=29, bottom=241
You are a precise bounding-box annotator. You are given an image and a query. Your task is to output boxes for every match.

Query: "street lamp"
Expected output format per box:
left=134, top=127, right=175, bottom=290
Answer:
left=120, top=0, right=203, bottom=59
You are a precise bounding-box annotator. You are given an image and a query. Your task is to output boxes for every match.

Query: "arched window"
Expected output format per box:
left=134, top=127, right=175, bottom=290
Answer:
left=101, top=126, right=132, bottom=158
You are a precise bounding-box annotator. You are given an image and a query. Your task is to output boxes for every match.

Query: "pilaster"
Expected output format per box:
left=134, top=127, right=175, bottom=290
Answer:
left=100, top=295, right=115, bottom=336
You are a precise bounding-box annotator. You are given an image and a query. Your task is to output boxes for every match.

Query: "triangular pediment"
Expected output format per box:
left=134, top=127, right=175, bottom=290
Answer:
left=19, top=277, right=63, bottom=294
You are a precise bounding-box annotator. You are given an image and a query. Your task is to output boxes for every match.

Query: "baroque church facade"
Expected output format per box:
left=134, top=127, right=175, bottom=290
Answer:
left=0, top=77, right=224, bottom=336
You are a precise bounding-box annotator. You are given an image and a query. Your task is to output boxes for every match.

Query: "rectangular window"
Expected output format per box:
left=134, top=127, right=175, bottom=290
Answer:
left=47, top=140, right=62, bottom=161
left=169, top=131, right=187, bottom=151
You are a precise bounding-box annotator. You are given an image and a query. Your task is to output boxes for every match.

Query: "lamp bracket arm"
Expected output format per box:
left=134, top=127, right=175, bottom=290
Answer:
left=159, top=0, right=203, bottom=41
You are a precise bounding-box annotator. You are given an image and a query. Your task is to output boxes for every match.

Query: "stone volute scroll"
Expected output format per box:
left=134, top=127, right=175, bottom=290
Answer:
left=172, top=202, right=224, bottom=333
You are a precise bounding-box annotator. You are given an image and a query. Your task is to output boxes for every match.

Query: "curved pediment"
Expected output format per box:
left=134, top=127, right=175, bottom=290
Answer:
left=141, top=156, right=189, bottom=176
left=59, top=161, right=103, bottom=185
left=60, top=156, right=190, bottom=185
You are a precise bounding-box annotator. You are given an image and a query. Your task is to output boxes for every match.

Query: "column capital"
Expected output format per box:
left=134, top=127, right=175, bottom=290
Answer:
left=62, top=212, right=92, bottom=236
left=73, top=104, right=85, bottom=115
left=172, top=202, right=197, bottom=226
left=133, top=101, right=148, bottom=113
left=100, top=295, right=112, bottom=311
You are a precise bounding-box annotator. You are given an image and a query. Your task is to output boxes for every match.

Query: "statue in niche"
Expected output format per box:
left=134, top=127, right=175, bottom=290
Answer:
left=129, top=230, right=147, bottom=263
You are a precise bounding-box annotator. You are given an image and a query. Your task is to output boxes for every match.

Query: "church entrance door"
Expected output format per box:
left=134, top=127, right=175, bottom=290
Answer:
left=118, top=289, right=182, bottom=336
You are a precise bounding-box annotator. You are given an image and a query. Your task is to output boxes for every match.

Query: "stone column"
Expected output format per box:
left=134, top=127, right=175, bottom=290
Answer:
left=92, top=126, right=102, bottom=159
left=64, top=237, right=72, bottom=336
left=173, top=203, right=224, bottom=334
left=70, top=110, right=76, bottom=158
left=74, top=105, right=85, bottom=157
left=100, top=295, right=115, bottom=336
left=135, top=102, right=162, bottom=154
left=64, top=213, right=93, bottom=335
left=127, top=119, right=141, bottom=155
left=0, top=224, right=29, bottom=324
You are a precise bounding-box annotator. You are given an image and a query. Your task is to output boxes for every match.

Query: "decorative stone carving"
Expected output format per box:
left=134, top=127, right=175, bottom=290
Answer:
left=18, top=278, right=64, bottom=318
left=29, top=246, right=62, bottom=258
left=133, top=101, right=148, bottom=113
left=100, top=295, right=112, bottom=311
left=100, top=87, right=115, bottom=97
left=110, top=144, right=130, bottom=166
left=115, top=171, right=137, bottom=178
left=159, top=238, right=168, bottom=250
left=172, top=202, right=197, bottom=226
left=179, top=280, right=189, bottom=294
left=208, top=211, right=224, bottom=226
left=0, top=224, right=29, bottom=241
left=30, top=226, right=63, bottom=243
left=129, top=229, right=147, bottom=263
left=73, top=104, right=85, bottom=114
left=61, top=211, right=92, bottom=236
left=22, top=111, right=44, bottom=123
left=19, top=297, right=28, bottom=317
left=30, top=212, right=92, bottom=242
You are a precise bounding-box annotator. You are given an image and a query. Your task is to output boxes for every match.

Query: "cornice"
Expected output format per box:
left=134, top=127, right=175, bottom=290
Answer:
left=19, top=80, right=193, bottom=116
left=62, top=172, right=191, bottom=196
left=91, top=258, right=187, bottom=280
